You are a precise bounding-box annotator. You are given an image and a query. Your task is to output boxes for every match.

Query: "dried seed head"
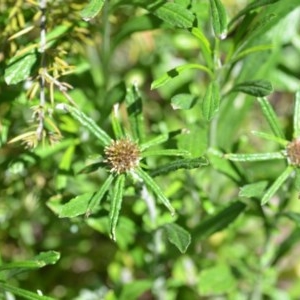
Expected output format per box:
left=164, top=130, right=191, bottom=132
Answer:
left=104, top=138, right=140, bottom=174
left=287, top=138, right=300, bottom=167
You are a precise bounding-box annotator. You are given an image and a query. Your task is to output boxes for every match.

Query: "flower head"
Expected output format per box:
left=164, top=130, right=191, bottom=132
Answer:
left=104, top=138, right=140, bottom=174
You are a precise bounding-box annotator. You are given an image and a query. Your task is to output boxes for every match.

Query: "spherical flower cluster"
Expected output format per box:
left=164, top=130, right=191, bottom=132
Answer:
left=104, top=138, right=140, bottom=174
left=287, top=138, right=300, bottom=167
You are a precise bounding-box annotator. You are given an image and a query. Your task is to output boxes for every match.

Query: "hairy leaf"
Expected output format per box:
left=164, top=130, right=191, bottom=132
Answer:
left=81, top=0, right=105, bottom=21
left=231, top=80, right=273, bottom=97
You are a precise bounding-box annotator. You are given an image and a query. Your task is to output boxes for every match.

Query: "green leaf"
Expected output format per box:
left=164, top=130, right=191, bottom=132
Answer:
left=59, top=175, right=114, bottom=218
left=125, top=84, right=145, bottom=142
left=56, top=104, right=112, bottom=146
left=135, top=167, right=175, bottom=216
left=272, top=227, right=300, bottom=265
left=202, top=81, right=220, bottom=121
left=209, top=0, right=228, bottom=39
left=147, top=2, right=195, bottom=28
left=177, top=124, right=208, bottom=157
left=257, top=97, right=286, bottom=139
left=190, top=27, right=213, bottom=68
left=113, top=15, right=163, bottom=49
left=239, top=181, right=269, bottom=198
left=80, top=0, right=105, bottom=21
left=142, top=149, right=190, bottom=158
left=229, top=0, right=280, bottom=27
left=87, top=174, right=114, bottom=214
left=0, top=282, right=55, bottom=300
left=230, top=44, right=273, bottom=63
left=4, top=52, right=37, bottom=85
left=119, top=280, right=152, bottom=300
left=281, top=212, right=300, bottom=227
left=151, top=63, right=213, bottom=89
left=109, top=174, right=126, bottom=241
left=251, top=131, right=288, bottom=146
left=59, top=192, right=96, bottom=218
left=261, top=165, right=294, bottom=205
left=224, top=152, right=285, bottom=162
left=150, top=156, right=209, bottom=177
left=0, top=251, right=60, bottom=272
left=198, top=264, right=236, bottom=296
left=293, top=90, right=300, bottom=138
left=87, top=216, right=136, bottom=250
left=171, top=94, right=196, bottom=110
left=163, top=223, right=191, bottom=253
left=231, top=80, right=273, bottom=97
left=193, top=201, right=246, bottom=240
left=140, top=133, right=169, bottom=151
left=111, top=104, right=124, bottom=139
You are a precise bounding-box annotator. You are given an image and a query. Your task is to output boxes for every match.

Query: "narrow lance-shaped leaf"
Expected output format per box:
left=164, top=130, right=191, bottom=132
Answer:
left=151, top=63, right=213, bottom=89
left=59, top=192, right=96, bottom=218
left=0, top=251, right=60, bottom=272
left=257, top=97, right=285, bottom=139
left=224, top=152, right=285, bottom=162
left=202, top=81, right=220, bottom=121
left=163, top=223, right=191, bottom=253
left=150, top=156, right=209, bottom=177
left=109, top=174, right=126, bottom=241
left=59, top=174, right=114, bottom=218
left=4, top=51, right=37, bottom=85
left=293, top=90, right=300, bottom=138
left=239, top=181, right=269, bottom=198
left=190, top=27, right=213, bottom=68
left=193, top=201, right=246, bottom=239
left=231, top=80, right=273, bottom=97
left=171, top=94, right=196, bottom=110
left=261, top=165, right=294, bottom=205
left=125, top=84, right=145, bottom=142
left=135, top=167, right=175, bottom=216
left=81, top=0, right=105, bottom=21
left=229, top=0, right=280, bottom=27
left=146, top=2, right=194, bottom=28
left=209, top=0, right=228, bottom=39
left=251, top=131, right=288, bottom=146
left=56, top=104, right=112, bottom=146
left=87, top=174, right=114, bottom=215
left=111, top=104, right=124, bottom=139
left=142, top=149, right=190, bottom=158
left=140, top=133, right=169, bottom=151
left=272, top=227, right=300, bottom=265
left=0, top=282, right=55, bottom=300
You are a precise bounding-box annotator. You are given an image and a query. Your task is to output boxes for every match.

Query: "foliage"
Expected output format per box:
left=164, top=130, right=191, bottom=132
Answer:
left=1, top=0, right=300, bottom=299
